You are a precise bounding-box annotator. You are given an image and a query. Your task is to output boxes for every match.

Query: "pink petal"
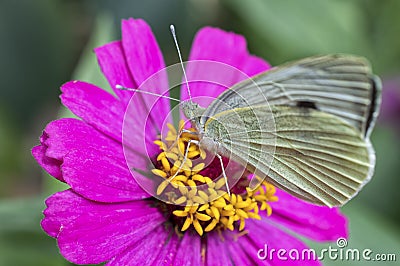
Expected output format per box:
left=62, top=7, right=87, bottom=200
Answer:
left=61, top=79, right=167, bottom=163
left=42, top=118, right=149, bottom=202
left=121, top=18, right=171, bottom=130
left=245, top=220, right=321, bottom=265
left=122, top=91, right=169, bottom=161
left=218, top=230, right=270, bottom=265
left=121, top=18, right=166, bottom=88
left=62, top=147, right=149, bottom=203
left=173, top=232, right=202, bottom=265
left=60, top=81, right=125, bottom=143
left=95, top=40, right=135, bottom=105
left=42, top=189, right=90, bottom=238
left=269, top=189, right=348, bottom=241
left=32, top=145, right=63, bottom=181
left=42, top=118, right=118, bottom=161
left=47, top=191, right=165, bottom=264
left=151, top=232, right=181, bottom=266
left=181, top=27, right=271, bottom=106
left=225, top=234, right=261, bottom=265
left=241, top=54, right=271, bottom=77
left=106, top=227, right=180, bottom=266
left=60, top=81, right=170, bottom=196
left=206, top=232, right=233, bottom=266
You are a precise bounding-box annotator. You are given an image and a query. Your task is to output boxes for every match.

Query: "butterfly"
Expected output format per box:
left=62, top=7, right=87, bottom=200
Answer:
left=181, top=54, right=381, bottom=207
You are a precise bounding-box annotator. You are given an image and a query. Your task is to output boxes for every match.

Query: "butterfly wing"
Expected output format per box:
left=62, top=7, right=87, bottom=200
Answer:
left=204, top=105, right=372, bottom=207
left=202, top=54, right=381, bottom=138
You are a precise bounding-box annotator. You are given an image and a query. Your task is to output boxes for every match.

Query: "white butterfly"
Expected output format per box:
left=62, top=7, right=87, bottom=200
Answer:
left=181, top=54, right=381, bottom=207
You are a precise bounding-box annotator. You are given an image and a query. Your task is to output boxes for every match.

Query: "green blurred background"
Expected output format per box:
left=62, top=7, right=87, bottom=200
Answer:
left=0, top=0, right=399, bottom=265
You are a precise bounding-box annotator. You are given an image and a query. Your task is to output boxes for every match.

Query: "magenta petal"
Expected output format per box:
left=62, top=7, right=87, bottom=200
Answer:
left=106, top=227, right=180, bottom=266
left=60, top=81, right=125, bottom=143
left=32, top=145, right=63, bottom=181
left=121, top=18, right=171, bottom=136
left=206, top=232, right=233, bottom=266
left=42, top=118, right=120, bottom=161
left=42, top=189, right=90, bottom=238
left=121, top=18, right=166, bottom=87
left=173, top=232, right=202, bottom=265
left=53, top=196, right=165, bottom=264
left=245, top=220, right=321, bottom=265
left=224, top=233, right=261, bottom=265
left=62, top=147, right=148, bottom=202
left=241, top=54, right=271, bottom=77
left=151, top=232, right=181, bottom=266
left=181, top=27, right=271, bottom=104
left=95, top=40, right=135, bottom=105
left=269, top=190, right=348, bottom=241
left=43, top=118, right=148, bottom=202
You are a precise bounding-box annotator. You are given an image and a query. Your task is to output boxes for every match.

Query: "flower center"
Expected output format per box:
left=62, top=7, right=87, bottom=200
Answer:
left=152, top=120, right=278, bottom=236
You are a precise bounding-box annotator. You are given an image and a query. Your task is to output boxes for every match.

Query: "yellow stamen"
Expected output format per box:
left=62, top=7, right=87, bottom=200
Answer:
left=198, top=204, right=209, bottom=212
left=193, top=219, right=203, bottom=236
left=215, top=178, right=226, bottom=190
left=173, top=210, right=188, bottom=217
left=157, top=152, right=165, bottom=161
left=157, top=180, right=169, bottom=195
left=174, top=196, right=187, bottom=205
left=161, top=157, right=171, bottom=171
left=181, top=216, right=192, bottom=231
left=165, top=152, right=178, bottom=161
left=192, top=163, right=205, bottom=173
left=167, top=123, right=177, bottom=135
left=195, top=212, right=212, bottom=221
left=153, top=121, right=278, bottom=236
left=178, top=140, right=185, bottom=155
left=204, top=219, right=218, bottom=232
left=210, top=206, right=220, bottom=221
left=192, top=174, right=206, bottom=183
left=152, top=169, right=167, bottom=178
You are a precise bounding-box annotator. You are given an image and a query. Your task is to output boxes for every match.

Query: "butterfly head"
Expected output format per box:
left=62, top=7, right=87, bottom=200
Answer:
left=181, top=101, right=204, bottom=120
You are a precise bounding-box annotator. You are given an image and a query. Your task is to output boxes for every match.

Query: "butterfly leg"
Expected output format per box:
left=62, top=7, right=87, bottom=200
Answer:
left=215, top=153, right=231, bottom=196
left=168, top=139, right=199, bottom=182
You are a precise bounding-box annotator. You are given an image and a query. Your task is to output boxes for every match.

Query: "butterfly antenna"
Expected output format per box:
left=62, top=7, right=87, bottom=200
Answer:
left=115, top=85, right=181, bottom=102
left=170, top=24, right=192, bottom=101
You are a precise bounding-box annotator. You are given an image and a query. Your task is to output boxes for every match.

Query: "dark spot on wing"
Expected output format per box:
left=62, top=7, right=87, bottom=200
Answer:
left=296, top=101, right=317, bottom=109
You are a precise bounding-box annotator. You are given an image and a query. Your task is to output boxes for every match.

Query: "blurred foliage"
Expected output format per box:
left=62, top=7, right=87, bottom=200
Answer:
left=0, top=0, right=93, bottom=197
left=0, top=198, right=69, bottom=266
left=0, top=0, right=399, bottom=265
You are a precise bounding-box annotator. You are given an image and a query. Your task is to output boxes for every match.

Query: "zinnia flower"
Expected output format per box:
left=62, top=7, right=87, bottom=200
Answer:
left=32, top=18, right=347, bottom=265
